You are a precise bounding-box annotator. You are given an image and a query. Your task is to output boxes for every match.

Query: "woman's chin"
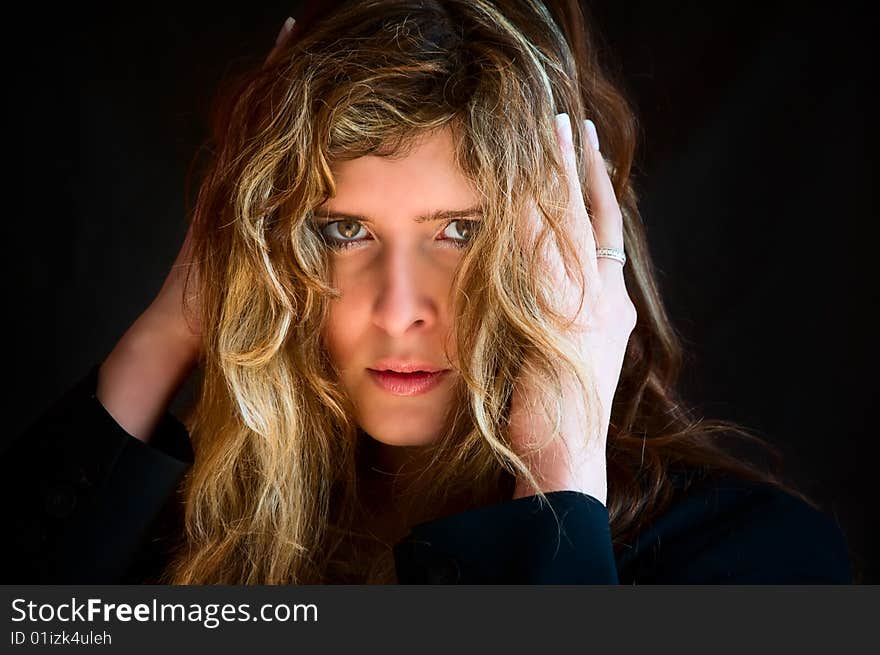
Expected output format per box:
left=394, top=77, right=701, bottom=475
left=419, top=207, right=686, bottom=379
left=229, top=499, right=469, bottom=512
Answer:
left=361, top=427, right=438, bottom=447
left=362, top=429, right=438, bottom=448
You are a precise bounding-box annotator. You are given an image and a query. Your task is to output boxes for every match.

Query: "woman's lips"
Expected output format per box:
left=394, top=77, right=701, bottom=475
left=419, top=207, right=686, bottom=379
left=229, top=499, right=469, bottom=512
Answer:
left=367, top=369, right=450, bottom=396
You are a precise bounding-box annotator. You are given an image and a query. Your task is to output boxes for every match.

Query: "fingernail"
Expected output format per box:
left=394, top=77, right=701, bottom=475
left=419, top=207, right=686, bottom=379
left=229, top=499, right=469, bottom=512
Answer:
left=584, top=119, right=600, bottom=151
left=276, top=17, right=296, bottom=46
left=554, top=113, right=572, bottom=145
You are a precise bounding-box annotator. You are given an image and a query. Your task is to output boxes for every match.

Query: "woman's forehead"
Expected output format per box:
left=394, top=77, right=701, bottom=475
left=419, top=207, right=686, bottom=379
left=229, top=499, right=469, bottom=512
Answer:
left=321, top=129, right=480, bottom=221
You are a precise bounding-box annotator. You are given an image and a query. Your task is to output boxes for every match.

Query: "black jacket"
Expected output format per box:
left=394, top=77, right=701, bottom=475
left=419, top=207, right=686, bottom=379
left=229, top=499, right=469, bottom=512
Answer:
left=0, top=365, right=853, bottom=584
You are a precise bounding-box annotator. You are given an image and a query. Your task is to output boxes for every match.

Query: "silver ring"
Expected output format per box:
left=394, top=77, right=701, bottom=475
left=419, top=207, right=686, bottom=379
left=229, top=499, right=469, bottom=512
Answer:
left=596, top=247, right=626, bottom=266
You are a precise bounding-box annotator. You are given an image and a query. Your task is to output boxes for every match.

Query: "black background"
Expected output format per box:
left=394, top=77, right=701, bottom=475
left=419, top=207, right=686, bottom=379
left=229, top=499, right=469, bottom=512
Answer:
left=6, top=1, right=875, bottom=582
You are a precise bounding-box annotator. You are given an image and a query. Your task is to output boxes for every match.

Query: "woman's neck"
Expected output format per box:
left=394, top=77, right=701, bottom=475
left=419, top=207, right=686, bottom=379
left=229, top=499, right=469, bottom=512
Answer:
left=359, top=430, right=432, bottom=482
left=355, top=432, right=436, bottom=541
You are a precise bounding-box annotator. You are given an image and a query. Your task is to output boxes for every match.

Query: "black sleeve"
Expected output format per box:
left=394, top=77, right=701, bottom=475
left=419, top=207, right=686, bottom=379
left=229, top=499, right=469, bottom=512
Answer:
left=0, top=364, right=194, bottom=584
left=391, top=475, right=854, bottom=585
left=393, top=490, right=618, bottom=583
left=615, top=477, right=854, bottom=584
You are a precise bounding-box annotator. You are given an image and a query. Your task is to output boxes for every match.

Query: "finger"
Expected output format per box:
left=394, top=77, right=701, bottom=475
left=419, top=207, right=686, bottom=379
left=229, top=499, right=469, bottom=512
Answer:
left=553, top=113, right=600, bottom=290
left=582, top=119, right=626, bottom=286
left=276, top=17, right=296, bottom=46
left=264, top=17, right=296, bottom=67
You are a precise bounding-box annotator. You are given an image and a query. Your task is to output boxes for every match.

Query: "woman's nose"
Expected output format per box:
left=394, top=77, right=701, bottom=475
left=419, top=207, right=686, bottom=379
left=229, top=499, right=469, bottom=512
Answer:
left=370, top=250, right=439, bottom=337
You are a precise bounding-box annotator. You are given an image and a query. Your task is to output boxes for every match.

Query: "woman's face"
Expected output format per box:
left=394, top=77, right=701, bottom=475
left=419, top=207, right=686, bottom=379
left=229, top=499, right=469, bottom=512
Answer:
left=319, top=127, right=481, bottom=448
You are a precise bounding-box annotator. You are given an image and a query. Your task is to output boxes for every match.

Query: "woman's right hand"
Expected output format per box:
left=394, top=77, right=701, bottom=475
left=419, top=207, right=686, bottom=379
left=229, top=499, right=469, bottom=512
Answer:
left=143, top=15, right=298, bottom=351
left=96, top=222, right=204, bottom=443
left=144, top=221, right=203, bottom=358
left=95, top=18, right=299, bottom=442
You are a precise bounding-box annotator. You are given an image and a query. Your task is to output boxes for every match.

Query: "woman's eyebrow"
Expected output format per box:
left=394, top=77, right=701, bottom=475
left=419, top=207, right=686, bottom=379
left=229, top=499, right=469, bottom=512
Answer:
left=313, top=206, right=484, bottom=223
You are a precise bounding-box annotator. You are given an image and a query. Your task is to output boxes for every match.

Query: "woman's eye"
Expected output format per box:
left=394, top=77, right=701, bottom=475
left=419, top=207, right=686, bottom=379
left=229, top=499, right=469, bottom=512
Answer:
left=318, top=218, right=479, bottom=251
left=440, top=219, right=479, bottom=248
left=320, top=220, right=370, bottom=250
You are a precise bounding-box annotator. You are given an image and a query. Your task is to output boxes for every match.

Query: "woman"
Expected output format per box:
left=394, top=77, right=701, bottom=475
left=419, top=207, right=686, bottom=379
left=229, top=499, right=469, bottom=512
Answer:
left=2, top=0, right=852, bottom=584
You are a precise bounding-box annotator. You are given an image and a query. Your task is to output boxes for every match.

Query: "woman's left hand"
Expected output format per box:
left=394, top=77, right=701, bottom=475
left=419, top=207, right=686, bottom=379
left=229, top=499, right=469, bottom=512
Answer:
left=508, top=113, right=637, bottom=506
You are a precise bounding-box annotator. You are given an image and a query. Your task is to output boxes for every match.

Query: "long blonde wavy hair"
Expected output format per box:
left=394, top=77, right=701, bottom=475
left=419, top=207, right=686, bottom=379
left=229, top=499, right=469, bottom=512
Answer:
left=158, top=0, right=810, bottom=584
